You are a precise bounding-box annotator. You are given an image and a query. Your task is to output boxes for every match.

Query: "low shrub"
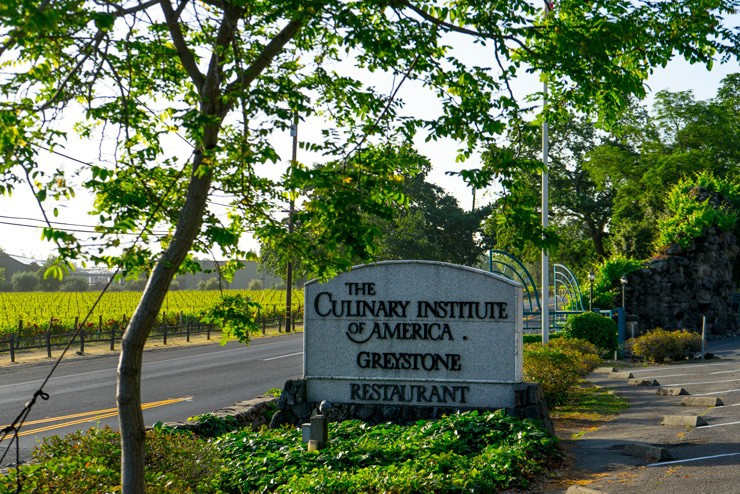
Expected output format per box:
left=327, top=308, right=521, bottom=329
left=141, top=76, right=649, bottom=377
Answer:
left=548, top=337, right=602, bottom=376
left=523, top=332, right=563, bottom=344
left=523, top=343, right=582, bottom=406
left=628, top=328, right=702, bottom=363
left=523, top=337, right=602, bottom=407
left=215, top=410, right=559, bottom=493
left=0, top=426, right=222, bottom=493
left=562, top=312, right=618, bottom=355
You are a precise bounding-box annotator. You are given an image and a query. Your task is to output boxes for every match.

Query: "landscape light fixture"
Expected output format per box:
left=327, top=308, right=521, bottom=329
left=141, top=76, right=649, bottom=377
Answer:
left=588, top=270, right=595, bottom=311
left=620, top=275, right=628, bottom=310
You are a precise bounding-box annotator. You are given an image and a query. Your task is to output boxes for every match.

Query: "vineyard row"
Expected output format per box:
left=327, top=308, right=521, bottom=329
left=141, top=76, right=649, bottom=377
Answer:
left=1, top=311, right=301, bottom=363
left=0, top=289, right=304, bottom=337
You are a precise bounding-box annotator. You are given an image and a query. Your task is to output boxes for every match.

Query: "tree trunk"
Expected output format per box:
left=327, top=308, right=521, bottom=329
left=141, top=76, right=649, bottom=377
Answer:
left=116, top=4, right=303, bottom=489
left=117, top=150, right=213, bottom=493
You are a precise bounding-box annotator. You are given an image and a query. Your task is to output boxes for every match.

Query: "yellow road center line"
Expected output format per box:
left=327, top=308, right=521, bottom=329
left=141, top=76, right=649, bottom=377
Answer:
left=5, top=397, right=191, bottom=437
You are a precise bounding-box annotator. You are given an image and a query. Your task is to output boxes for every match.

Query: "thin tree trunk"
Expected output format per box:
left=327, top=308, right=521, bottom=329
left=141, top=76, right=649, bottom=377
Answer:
left=116, top=4, right=305, bottom=490
left=117, top=150, right=213, bottom=493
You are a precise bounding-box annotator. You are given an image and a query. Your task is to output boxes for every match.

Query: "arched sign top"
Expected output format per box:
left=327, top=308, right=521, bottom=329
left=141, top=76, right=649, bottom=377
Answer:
left=305, top=260, right=523, bottom=290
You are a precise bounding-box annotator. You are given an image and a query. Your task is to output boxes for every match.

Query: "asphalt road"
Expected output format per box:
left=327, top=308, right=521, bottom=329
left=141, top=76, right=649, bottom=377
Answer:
left=567, top=335, right=740, bottom=494
left=0, top=333, right=303, bottom=468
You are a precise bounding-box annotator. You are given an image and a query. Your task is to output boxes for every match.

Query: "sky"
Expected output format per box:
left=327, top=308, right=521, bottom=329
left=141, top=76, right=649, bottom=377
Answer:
left=0, top=48, right=738, bottom=265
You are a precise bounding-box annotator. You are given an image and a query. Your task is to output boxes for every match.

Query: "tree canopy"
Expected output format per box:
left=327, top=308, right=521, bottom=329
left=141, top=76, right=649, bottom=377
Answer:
left=1, top=1, right=737, bottom=491
left=481, top=74, right=739, bottom=278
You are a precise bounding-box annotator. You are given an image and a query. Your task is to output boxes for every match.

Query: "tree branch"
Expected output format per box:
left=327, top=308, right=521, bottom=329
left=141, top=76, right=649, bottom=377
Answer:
left=203, top=2, right=241, bottom=113
left=222, top=18, right=305, bottom=116
left=398, top=0, right=487, bottom=38
left=397, top=1, right=536, bottom=57
left=107, top=0, right=162, bottom=16
left=36, top=28, right=108, bottom=112
left=160, top=0, right=206, bottom=90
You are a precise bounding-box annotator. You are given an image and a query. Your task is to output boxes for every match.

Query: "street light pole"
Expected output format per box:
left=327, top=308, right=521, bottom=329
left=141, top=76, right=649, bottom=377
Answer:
left=285, top=112, right=298, bottom=333
left=541, top=0, right=554, bottom=344
left=620, top=275, right=627, bottom=311
left=541, top=81, right=549, bottom=345
left=588, top=270, right=595, bottom=312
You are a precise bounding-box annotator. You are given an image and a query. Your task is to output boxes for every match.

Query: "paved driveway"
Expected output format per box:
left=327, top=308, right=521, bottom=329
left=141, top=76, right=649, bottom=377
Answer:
left=564, top=336, right=740, bottom=494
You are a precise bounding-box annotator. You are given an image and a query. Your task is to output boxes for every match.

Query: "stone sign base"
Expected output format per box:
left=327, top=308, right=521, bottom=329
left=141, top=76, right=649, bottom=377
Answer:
left=269, top=379, right=553, bottom=434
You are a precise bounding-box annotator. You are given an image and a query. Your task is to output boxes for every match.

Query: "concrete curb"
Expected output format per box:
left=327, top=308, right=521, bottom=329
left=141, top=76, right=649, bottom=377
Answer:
left=661, top=415, right=708, bottom=427
left=609, top=372, right=634, bottom=379
left=622, top=443, right=672, bottom=462
left=566, top=486, right=608, bottom=494
left=657, top=387, right=689, bottom=396
left=628, top=378, right=659, bottom=386
left=594, top=367, right=617, bottom=373
left=681, top=397, right=723, bottom=407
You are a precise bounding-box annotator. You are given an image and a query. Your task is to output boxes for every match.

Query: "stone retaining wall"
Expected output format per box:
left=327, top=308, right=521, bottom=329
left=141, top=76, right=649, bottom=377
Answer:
left=161, top=395, right=277, bottom=434
left=625, top=227, right=738, bottom=336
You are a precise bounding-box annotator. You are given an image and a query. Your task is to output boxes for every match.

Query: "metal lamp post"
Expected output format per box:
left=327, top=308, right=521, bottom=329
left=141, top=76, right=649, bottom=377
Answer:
left=540, top=1, right=555, bottom=345
left=285, top=112, right=299, bottom=333
left=588, top=270, right=595, bottom=311
left=620, top=275, right=627, bottom=311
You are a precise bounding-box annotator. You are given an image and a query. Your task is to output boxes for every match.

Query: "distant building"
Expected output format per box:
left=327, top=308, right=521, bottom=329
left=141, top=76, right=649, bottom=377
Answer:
left=0, top=251, right=39, bottom=289
left=78, top=267, right=114, bottom=288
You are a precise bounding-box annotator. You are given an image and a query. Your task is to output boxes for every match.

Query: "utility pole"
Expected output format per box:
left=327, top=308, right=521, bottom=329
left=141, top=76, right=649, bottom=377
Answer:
left=285, top=112, right=298, bottom=332
left=541, top=82, right=549, bottom=345
left=541, top=0, right=554, bottom=345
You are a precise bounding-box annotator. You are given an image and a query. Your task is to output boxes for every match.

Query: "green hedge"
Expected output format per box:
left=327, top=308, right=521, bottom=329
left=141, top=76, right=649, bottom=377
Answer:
left=562, top=312, right=618, bottom=354
left=523, top=332, right=563, bottom=344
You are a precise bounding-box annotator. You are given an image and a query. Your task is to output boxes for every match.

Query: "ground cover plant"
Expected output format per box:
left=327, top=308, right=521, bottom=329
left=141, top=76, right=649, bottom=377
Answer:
left=0, top=411, right=559, bottom=494
left=0, top=426, right=222, bottom=493
left=215, top=410, right=559, bottom=493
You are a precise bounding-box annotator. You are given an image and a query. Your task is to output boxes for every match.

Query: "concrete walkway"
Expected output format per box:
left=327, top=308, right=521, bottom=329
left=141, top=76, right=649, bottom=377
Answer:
left=550, top=336, right=740, bottom=494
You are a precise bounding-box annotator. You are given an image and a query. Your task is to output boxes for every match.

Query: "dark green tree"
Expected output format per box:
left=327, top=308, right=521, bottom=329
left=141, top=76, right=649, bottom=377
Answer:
left=11, top=271, right=39, bottom=292
left=477, top=122, right=614, bottom=270
left=59, top=275, right=90, bottom=292
left=374, top=165, right=491, bottom=266
left=36, top=259, right=63, bottom=291
left=589, top=75, right=740, bottom=259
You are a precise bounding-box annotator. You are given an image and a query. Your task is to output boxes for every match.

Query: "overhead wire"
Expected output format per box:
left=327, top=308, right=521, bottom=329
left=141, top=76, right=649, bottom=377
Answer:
left=0, top=149, right=195, bottom=480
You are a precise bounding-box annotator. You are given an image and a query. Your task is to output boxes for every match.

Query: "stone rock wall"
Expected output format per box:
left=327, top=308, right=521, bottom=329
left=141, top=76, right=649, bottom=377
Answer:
left=161, top=395, right=277, bottom=434
left=625, top=227, right=738, bottom=336
left=269, top=379, right=554, bottom=435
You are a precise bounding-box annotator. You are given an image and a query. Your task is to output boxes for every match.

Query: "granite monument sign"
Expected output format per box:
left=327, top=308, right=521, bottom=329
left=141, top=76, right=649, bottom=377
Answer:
left=304, top=261, right=524, bottom=409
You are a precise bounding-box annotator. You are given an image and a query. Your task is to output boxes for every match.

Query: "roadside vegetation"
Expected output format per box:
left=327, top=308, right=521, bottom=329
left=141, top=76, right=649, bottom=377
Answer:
left=0, top=332, right=616, bottom=493
left=1, top=411, right=559, bottom=494
left=626, top=328, right=703, bottom=363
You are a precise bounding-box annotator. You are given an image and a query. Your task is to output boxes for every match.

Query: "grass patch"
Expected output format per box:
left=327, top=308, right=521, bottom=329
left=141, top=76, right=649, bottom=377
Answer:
left=551, top=384, right=629, bottom=421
